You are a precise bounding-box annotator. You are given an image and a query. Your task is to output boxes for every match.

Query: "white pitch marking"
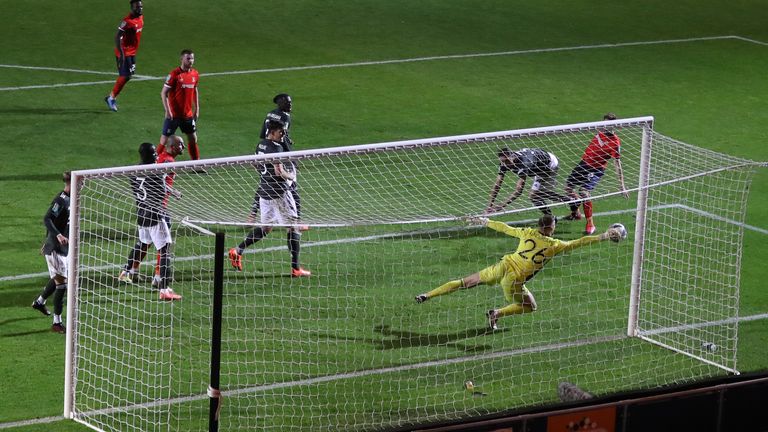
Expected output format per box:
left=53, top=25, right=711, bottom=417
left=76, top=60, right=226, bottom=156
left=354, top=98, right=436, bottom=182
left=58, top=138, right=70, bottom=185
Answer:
left=1, top=203, right=766, bottom=282
left=1, top=35, right=764, bottom=92
left=731, top=36, right=768, bottom=46
left=3, top=311, right=767, bottom=429
left=0, top=64, right=119, bottom=76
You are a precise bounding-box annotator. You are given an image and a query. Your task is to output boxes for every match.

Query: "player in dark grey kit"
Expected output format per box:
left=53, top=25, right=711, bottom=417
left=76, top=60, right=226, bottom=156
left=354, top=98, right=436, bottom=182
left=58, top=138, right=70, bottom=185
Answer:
left=31, top=172, right=72, bottom=333
left=118, top=142, right=182, bottom=300
left=258, top=93, right=307, bottom=230
left=229, top=120, right=311, bottom=277
left=485, top=147, right=570, bottom=217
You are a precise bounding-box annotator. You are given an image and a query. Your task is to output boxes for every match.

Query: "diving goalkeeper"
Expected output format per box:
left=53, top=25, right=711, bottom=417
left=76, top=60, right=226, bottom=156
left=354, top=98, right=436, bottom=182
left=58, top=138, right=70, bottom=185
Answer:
left=415, top=215, right=622, bottom=330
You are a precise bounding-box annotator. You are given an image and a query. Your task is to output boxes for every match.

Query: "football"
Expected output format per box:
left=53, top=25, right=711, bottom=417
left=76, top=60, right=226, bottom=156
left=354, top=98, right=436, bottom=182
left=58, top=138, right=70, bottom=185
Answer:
left=610, top=223, right=628, bottom=242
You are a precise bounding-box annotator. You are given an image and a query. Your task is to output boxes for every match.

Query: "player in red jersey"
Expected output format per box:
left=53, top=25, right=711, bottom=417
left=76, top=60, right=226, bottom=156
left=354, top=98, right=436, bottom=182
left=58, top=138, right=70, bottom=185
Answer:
left=123, top=136, right=185, bottom=288
left=152, top=136, right=185, bottom=287
left=158, top=49, right=202, bottom=161
left=564, top=113, right=628, bottom=234
left=105, top=0, right=143, bottom=112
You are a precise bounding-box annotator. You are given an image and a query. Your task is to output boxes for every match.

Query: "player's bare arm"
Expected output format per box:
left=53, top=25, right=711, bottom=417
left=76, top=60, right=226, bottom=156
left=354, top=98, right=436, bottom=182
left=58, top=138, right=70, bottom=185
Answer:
left=614, top=158, right=628, bottom=198
left=194, top=87, right=200, bottom=120
left=167, top=185, right=182, bottom=199
left=161, top=85, right=173, bottom=119
left=56, top=234, right=69, bottom=246
left=276, top=163, right=296, bottom=181
left=115, top=29, right=125, bottom=67
left=486, top=175, right=505, bottom=212
left=498, top=177, right=525, bottom=209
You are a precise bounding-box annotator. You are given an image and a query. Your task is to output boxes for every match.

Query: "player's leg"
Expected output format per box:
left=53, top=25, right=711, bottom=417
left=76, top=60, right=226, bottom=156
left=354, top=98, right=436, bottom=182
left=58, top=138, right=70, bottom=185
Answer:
left=564, top=165, right=585, bottom=220
left=182, top=120, right=200, bottom=160
left=415, top=272, right=480, bottom=303
left=416, top=260, right=500, bottom=303
left=288, top=228, right=311, bottom=277
left=152, top=223, right=181, bottom=301
left=32, top=277, right=56, bottom=316
left=487, top=282, right=537, bottom=330
left=105, top=56, right=134, bottom=111
left=153, top=217, right=171, bottom=288
left=157, top=119, right=179, bottom=156
left=529, top=187, right=552, bottom=216
left=582, top=190, right=595, bottom=234
left=496, top=285, right=537, bottom=316
left=582, top=169, right=604, bottom=234
left=35, top=252, right=65, bottom=316
left=119, top=236, right=149, bottom=283
left=539, top=170, right=571, bottom=214
left=156, top=245, right=181, bottom=300
left=51, top=273, right=67, bottom=333
left=43, top=251, right=68, bottom=333
left=282, top=191, right=310, bottom=277
left=230, top=198, right=273, bottom=271
left=291, top=183, right=309, bottom=231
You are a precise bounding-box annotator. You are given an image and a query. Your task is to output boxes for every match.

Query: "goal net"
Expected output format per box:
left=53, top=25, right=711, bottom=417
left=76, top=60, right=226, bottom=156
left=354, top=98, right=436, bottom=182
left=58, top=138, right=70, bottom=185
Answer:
left=64, top=116, right=760, bottom=432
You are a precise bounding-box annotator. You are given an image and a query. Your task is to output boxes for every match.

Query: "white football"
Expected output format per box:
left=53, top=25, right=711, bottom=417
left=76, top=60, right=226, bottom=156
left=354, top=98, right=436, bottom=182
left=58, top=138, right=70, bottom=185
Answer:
left=610, top=223, right=628, bottom=242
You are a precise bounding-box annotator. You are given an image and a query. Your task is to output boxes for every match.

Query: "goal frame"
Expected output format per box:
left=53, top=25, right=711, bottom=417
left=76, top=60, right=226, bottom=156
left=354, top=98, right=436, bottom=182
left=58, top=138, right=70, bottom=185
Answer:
left=64, top=115, right=755, bottom=428
left=63, top=115, right=656, bottom=419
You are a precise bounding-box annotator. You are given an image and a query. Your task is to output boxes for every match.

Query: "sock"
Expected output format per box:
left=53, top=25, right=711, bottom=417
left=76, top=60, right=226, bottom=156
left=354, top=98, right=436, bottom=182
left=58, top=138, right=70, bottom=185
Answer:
left=158, top=247, right=171, bottom=290
left=584, top=201, right=593, bottom=219
left=126, top=242, right=147, bottom=272
left=188, top=140, right=200, bottom=160
left=238, top=227, right=265, bottom=252
left=496, top=303, right=534, bottom=317
left=531, top=195, right=552, bottom=216
left=291, top=187, right=302, bottom=218
left=154, top=252, right=161, bottom=276
left=38, top=278, right=57, bottom=302
left=570, top=203, right=580, bottom=213
left=288, top=230, right=301, bottom=269
left=426, top=279, right=464, bottom=299
left=111, top=76, right=129, bottom=98
left=53, top=284, right=66, bottom=315
left=53, top=314, right=62, bottom=325
left=157, top=142, right=166, bottom=156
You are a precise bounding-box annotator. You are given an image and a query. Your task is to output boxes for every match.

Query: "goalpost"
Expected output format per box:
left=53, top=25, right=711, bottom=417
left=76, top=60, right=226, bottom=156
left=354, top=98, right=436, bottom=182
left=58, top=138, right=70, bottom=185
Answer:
left=64, top=116, right=761, bottom=432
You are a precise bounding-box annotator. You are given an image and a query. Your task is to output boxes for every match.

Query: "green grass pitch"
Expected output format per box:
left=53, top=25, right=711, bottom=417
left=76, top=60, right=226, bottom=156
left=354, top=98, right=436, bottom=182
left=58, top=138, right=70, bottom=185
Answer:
left=1, top=0, right=767, bottom=430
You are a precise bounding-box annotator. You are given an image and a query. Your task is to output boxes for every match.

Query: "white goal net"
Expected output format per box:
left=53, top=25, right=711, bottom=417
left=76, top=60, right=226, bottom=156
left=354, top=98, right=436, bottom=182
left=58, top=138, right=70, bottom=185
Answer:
left=64, top=116, right=760, bottom=432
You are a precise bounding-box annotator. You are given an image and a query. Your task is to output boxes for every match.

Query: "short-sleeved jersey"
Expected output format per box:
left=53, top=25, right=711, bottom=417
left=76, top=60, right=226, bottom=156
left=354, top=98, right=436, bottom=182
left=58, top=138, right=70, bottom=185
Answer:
left=582, top=131, right=621, bottom=170
left=164, top=67, right=199, bottom=119
left=42, top=190, right=70, bottom=256
left=499, top=148, right=556, bottom=179
left=115, top=14, right=144, bottom=57
left=259, top=109, right=293, bottom=149
left=487, top=220, right=601, bottom=284
left=256, top=139, right=292, bottom=199
left=130, top=173, right=168, bottom=227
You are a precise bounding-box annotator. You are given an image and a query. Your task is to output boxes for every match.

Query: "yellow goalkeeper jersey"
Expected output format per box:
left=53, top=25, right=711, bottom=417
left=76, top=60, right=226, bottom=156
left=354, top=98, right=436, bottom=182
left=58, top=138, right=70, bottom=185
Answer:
left=486, top=220, right=601, bottom=283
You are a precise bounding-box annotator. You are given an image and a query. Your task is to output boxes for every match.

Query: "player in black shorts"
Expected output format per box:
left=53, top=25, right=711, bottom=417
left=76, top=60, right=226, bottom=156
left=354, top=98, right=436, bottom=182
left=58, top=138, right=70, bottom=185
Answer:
left=486, top=147, right=570, bottom=217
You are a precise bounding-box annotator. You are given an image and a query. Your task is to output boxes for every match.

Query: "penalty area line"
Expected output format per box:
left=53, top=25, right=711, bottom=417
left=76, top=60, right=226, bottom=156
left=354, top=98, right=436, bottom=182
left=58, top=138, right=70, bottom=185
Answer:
left=1, top=35, right=763, bottom=92
left=1, top=203, right=767, bottom=283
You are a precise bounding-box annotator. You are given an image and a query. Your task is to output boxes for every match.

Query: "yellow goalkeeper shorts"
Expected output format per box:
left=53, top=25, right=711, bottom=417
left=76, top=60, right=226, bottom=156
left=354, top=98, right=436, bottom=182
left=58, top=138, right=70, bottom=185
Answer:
left=478, top=260, right=530, bottom=303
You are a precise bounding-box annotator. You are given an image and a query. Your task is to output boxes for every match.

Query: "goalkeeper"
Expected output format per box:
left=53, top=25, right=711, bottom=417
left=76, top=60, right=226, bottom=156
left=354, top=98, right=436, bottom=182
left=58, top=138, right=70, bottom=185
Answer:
left=415, top=215, right=621, bottom=330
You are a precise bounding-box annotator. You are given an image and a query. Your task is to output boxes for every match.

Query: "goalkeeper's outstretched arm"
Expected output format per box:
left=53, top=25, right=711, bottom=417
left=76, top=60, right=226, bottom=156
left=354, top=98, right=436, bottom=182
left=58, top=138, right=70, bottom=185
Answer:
left=558, top=227, right=620, bottom=253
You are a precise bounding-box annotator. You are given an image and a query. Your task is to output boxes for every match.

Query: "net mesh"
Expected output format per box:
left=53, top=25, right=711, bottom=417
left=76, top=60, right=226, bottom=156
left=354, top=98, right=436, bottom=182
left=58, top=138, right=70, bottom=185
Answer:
left=68, top=118, right=757, bottom=431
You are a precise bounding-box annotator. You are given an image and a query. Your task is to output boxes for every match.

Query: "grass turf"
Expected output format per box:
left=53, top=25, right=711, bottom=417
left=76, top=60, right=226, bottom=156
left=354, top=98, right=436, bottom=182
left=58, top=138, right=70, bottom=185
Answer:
left=1, top=0, right=767, bottom=430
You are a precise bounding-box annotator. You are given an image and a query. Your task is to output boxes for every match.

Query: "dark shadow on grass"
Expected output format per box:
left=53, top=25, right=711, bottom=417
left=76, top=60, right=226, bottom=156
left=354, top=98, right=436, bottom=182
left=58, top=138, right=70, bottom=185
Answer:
left=2, top=329, right=56, bottom=337
left=315, top=324, right=503, bottom=354
left=0, top=316, right=40, bottom=327
left=373, top=324, right=502, bottom=352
